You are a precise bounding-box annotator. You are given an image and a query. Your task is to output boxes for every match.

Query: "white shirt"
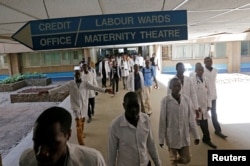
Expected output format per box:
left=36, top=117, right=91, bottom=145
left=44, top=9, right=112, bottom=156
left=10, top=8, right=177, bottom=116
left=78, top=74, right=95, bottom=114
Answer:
left=191, top=75, right=212, bottom=120
left=82, top=71, right=99, bottom=98
left=19, top=143, right=106, bottom=166
left=49, top=80, right=105, bottom=118
left=167, top=75, right=199, bottom=110
left=159, top=94, right=200, bottom=149
left=127, top=71, right=144, bottom=92
left=108, top=113, right=161, bottom=166
left=203, top=67, right=217, bottom=100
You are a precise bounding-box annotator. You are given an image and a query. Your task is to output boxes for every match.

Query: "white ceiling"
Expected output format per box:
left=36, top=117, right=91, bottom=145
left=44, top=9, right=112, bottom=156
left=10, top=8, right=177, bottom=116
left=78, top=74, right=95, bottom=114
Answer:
left=1, top=0, right=250, bottom=45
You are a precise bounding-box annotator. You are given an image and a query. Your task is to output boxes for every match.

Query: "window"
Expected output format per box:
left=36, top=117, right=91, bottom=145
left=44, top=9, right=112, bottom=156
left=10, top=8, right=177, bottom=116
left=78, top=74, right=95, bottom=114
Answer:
left=214, top=42, right=226, bottom=58
left=162, top=43, right=223, bottom=60
left=241, top=41, right=250, bottom=56
left=0, top=54, right=8, bottom=68
left=22, top=49, right=83, bottom=67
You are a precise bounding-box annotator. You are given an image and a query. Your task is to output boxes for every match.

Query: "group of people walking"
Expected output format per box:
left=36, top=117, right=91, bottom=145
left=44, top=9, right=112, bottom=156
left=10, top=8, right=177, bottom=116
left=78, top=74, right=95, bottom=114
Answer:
left=20, top=55, right=227, bottom=166
left=98, top=52, right=159, bottom=115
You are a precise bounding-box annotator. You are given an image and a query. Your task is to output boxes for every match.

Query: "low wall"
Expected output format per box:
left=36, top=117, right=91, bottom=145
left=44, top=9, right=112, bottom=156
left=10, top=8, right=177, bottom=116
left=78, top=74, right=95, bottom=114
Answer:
left=25, top=78, right=52, bottom=86
left=0, top=80, right=26, bottom=92
left=0, top=78, right=51, bottom=92
left=10, top=92, right=69, bottom=103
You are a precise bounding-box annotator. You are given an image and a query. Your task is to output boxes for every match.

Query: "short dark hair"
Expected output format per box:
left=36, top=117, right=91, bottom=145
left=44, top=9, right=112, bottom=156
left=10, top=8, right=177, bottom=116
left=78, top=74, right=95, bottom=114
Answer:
left=195, top=62, right=202, bottom=71
left=176, top=62, right=184, bottom=70
left=169, top=78, right=181, bottom=89
left=123, top=92, right=138, bottom=103
left=204, top=56, right=212, bottom=62
left=36, top=106, right=72, bottom=134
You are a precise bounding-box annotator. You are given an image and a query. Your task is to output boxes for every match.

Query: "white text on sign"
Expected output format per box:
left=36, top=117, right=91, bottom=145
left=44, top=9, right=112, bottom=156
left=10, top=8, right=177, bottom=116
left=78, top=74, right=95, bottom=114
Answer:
left=40, top=36, right=72, bottom=46
left=95, top=15, right=171, bottom=27
left=39, top=21, right=71, bottom=31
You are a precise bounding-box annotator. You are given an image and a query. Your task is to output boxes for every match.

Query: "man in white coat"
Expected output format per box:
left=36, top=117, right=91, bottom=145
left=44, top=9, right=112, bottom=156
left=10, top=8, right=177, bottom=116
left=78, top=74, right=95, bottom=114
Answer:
left=203, top=56, right=227, bottom=139
left=167, top=62, right=199, bottom=117
left=191, top=64, right=217, bottom=149
left=19, top=106, right=106, bottom=166
left=159, top=78, right=200, bottom=166
left=127, top=64, right=145, bottom=113
left=82, top=63, right=99, bottom=123
left=40, top=69, right=112, bottom=145
left=98, top=58, right=110, bottom=87
left=108, top=92, right=161, bottom=166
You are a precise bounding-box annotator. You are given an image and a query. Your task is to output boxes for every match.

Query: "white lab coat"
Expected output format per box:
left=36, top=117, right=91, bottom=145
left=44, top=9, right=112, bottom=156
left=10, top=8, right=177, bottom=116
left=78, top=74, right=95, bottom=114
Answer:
left=108, top=113, right=161, bottom=166
left=89, top=67, right=97, bottom=78
left=120, top=60, right=130, bottom=77
left=98, top=60, right=110, bottom=78
left=19, top=143, right=106, bottom=166
left=167, top=76, right=199, bottom=111
left=203, top=67, right=217, bottom=100
left=159, top=94, right=200, bottom=149
left=127, top=71, right=144, bottom=92
left=82, top=72, right=98, bottom=98
left=191, top=75, right=212, bottom=120
left=48, top=80, right=105, bottom=118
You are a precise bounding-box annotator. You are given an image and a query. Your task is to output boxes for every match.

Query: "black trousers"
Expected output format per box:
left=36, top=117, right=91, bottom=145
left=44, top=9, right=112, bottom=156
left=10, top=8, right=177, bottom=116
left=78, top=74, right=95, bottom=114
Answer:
left=102, top=72, right=107, bottom=87
left=199, top=117, right=211, bottom=142
left=88, top=97, right=95, bottom=118
left=112, top=77, right=119, bottom=94
left=211, top=100, right=221, bottom=132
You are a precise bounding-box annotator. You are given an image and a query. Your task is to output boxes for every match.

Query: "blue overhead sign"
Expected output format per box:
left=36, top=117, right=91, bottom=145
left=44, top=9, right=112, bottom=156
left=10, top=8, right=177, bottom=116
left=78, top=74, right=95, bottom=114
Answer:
left=12, top=10, right=187, bottom=50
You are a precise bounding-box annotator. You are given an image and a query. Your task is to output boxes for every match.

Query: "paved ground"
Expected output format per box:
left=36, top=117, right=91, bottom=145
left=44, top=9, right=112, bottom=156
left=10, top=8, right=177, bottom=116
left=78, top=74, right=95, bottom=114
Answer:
left=0, top=81, right=66, bottom=158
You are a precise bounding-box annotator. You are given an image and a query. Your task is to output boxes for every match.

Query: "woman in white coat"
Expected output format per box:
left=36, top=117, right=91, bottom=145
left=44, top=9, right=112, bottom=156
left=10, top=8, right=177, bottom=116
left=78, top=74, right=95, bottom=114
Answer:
left=120, top=54, right=130, bottom=89
left=127, top=64, right=145, bottom=113
left=191, top=64, right=217, bottom=149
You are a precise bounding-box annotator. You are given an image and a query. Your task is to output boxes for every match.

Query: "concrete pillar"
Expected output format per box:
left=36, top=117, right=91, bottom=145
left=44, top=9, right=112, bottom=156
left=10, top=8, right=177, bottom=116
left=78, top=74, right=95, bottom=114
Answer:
left=7, top=53, right=21, bottom=76
left=227, top=41, right=241, bottom=73
left=84, top=48, right=98, bottom=63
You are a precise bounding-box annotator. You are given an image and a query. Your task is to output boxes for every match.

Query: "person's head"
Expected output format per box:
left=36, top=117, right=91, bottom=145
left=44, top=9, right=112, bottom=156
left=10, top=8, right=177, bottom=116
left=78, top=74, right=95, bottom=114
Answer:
left=123, top=92, right=140, bottom=123
left=204, top=56, right=213, bottom=68
left=169, top=78, right=182, bottom=96
left=134, top=64, right=139, bottom=73
left=152, top=53, right=156, bottom=57
left=82, top=63, right=88, bottom=74
left=176, top=62, right=185, bottom=76
left=33, top=106, right=72, bottom=166
left=74, top=70, right=81, bottom=82
left=195, top=63, right=204, bottom=77
left=145, top=59, right=150, bottom=68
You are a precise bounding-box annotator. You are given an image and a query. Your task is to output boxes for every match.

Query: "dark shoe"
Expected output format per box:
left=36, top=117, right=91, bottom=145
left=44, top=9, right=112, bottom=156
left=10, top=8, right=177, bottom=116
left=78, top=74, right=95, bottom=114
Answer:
left=87, top=117, right=92, bottom=123
left=92, top=111, right=94, bottom=116
left=215, top=131, right=228, bottom=139
left=203, top=140, right=217, bottom=149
